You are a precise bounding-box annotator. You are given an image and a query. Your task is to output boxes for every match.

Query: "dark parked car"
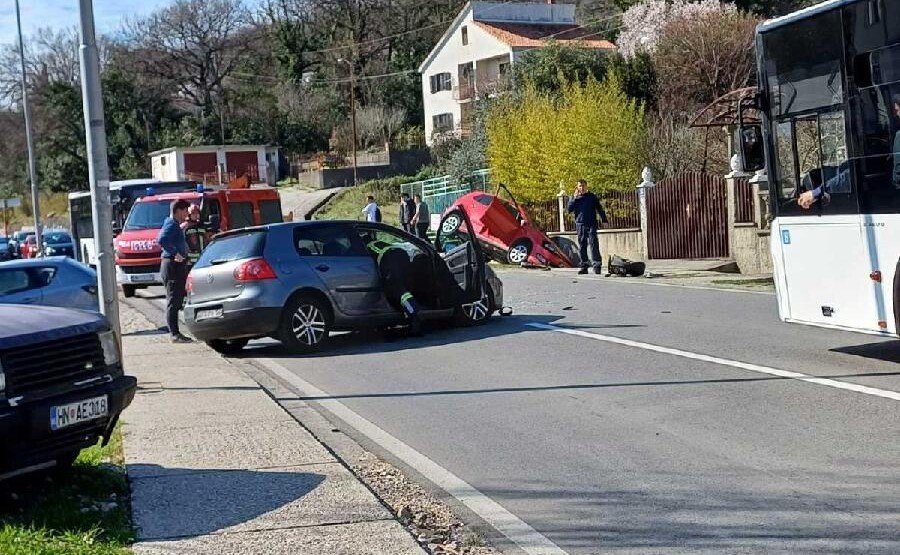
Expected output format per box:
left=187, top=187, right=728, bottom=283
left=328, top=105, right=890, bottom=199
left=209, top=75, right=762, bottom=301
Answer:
left=41, top=230, right=75, bottom=258
left=0, top=237, right=10, bottom=262
left=183, top=209, right=502, bottom=354
left=0, top=305, right=136, bottom=480
left=0, top=258, right=99, bottom=312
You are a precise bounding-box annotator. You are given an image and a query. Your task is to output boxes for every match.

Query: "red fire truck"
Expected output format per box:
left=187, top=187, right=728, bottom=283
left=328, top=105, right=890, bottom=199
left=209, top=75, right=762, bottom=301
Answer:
left=114, top=185, right=283, bottom=297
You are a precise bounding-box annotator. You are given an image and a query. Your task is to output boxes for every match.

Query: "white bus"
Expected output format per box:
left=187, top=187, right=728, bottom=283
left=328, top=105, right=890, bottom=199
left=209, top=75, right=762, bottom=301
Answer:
left=737, top=0, right=900, bottom=336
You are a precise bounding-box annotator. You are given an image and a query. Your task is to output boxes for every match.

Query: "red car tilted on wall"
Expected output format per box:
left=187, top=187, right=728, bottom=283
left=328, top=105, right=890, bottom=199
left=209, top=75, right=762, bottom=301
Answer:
left=443, top=185, right=575, bottom=268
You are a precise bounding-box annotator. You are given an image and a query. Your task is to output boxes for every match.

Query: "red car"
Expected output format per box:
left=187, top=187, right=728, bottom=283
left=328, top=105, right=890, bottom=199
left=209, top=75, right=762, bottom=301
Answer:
left=443, top=186, right=574, bottom=267
left=20, top=234, right=38, bottom=259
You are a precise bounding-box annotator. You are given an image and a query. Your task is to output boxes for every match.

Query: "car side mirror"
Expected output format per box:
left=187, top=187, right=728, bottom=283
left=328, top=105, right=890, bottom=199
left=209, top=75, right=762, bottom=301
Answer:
left=737, top=124, right=765, bottom=172
left=207, top=215, right=221, bottom=233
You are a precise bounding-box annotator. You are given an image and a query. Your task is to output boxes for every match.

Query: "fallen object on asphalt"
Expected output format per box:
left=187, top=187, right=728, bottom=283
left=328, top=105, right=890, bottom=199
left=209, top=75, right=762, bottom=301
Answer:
left=500, top=306, right=514, bottom=316
left=608, top=255, right=646, bottom=277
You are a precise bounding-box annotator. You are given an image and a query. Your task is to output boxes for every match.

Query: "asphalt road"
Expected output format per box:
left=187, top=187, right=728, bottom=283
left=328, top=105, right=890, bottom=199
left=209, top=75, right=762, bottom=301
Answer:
left=146, top=270, right=900, bottom=554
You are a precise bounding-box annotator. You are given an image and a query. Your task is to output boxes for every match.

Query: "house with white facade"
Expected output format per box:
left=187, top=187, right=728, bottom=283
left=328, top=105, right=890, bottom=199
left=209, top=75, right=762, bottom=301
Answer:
left=418, top=1, right=615, bottom=145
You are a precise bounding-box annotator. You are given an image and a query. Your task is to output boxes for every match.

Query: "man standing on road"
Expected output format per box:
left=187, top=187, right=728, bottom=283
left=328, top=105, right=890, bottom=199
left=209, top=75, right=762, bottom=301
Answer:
left=158, top=199, right=192, bottom=343
left=567, top=179, right=609, bottom=275
left=412, top=194, right=430, bottom=239
left=400, top=193, right=416, bottom=233
left=362, top=195, right=381, bottom=222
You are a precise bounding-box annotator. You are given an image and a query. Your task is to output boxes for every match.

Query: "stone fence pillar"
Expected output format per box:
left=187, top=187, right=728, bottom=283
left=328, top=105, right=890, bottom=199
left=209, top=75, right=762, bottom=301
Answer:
left=636, top=167, right=655, bottom=260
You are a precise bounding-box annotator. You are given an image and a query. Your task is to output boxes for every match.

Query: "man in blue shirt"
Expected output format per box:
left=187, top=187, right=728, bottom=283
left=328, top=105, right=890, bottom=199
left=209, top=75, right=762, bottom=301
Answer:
left=157, top=199, right=192, bottom=343
left=567, top=179, right=609, bottom=275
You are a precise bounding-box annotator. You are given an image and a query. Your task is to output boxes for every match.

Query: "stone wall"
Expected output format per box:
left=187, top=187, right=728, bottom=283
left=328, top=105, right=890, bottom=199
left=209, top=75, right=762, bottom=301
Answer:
left=297, top=149, right=431, bottom=189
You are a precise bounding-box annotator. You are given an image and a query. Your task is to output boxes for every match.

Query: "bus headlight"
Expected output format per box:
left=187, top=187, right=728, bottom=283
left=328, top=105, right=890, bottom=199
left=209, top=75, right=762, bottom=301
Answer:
left=98, top=331, right=120, bottom=367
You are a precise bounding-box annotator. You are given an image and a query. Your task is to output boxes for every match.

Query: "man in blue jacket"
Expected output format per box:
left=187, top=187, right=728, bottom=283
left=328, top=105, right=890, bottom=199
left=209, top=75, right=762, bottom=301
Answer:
left=567, top=179, right=609, bottom=275
left=157, top=199, right=192, bottom=343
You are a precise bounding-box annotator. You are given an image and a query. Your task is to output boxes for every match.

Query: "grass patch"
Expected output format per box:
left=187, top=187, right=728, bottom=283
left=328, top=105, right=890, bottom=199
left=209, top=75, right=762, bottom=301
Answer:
left=314, top=170, right=434, bottom=224
left=710, top=277, right=774, bottom=287
left=0, top=426, right=133, bottom=555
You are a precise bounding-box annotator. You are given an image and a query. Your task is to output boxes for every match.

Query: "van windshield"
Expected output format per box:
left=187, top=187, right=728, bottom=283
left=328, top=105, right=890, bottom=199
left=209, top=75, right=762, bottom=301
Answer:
left=125, top=201, right=172, bottom=231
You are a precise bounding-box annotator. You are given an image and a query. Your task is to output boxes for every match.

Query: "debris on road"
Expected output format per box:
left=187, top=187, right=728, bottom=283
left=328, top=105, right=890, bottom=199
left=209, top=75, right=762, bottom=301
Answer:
left=353, top=454, right=499, bottom=555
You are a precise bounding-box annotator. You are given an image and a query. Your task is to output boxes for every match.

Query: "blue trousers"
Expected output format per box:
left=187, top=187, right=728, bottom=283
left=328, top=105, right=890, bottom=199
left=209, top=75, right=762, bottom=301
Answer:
left=576, top=224, right=601, bottom=270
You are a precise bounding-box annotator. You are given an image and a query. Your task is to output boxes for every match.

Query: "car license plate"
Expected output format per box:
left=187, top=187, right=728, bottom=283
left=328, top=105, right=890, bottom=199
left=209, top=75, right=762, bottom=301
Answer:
left=196, top=308, right=224, bottom=321
left=131, top=274, right=155, bottom=283
left=50, top=395, right=108, bottom=431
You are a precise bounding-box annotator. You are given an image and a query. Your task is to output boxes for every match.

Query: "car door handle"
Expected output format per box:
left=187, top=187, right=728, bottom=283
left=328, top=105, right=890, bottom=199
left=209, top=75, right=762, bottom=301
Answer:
left=315, top=264, right=330, bottom=272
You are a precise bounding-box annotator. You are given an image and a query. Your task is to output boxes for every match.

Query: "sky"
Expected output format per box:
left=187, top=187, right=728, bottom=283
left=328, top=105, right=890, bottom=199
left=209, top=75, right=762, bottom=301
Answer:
left=0, top=0, right=200, bottom=44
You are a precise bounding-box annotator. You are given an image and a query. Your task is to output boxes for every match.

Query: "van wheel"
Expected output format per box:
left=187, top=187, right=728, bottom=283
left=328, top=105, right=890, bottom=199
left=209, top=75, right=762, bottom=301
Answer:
left=507, top=240, right=531, bottom=265
left=280, top=296, right=331, bottom=353
left=122, top=285, right=136, bottom=298
left=207, top=338, right=249, bottom=355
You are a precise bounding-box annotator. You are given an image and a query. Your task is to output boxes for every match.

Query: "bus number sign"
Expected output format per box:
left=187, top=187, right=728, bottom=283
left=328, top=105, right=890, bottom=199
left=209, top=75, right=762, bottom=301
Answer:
left=781, top=230, right=791, bottom=245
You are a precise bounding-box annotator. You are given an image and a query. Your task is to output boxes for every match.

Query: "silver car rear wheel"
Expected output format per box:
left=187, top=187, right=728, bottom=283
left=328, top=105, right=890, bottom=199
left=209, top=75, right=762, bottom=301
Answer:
left=292, top=304, right=327, bottom=346
left=280, top=295, right=332, bottom=353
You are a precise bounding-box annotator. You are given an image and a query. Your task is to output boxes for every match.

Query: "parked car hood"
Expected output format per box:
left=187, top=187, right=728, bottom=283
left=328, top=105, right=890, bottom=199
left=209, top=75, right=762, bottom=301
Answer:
left=0, top=305, right=108, bottom=350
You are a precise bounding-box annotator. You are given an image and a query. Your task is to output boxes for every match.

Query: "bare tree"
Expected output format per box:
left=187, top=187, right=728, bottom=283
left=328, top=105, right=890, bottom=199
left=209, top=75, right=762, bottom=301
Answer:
left=125, top=0, right=255, bottom=116
left=0, top=27, right=93, bottom=105
left=652, top=8, right=758, bottom=119
left=356, top=103, right=406, bottom=148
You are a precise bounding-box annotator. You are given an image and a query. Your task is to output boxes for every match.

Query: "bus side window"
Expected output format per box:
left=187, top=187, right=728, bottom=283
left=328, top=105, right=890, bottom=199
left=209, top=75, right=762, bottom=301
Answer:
left=775, top=121, right=797, bottom=199
left=852, top=83, right=900, bottom=213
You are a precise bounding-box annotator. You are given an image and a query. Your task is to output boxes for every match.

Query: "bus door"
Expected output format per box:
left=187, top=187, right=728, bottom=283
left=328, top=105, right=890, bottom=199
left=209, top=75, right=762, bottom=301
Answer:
left=771, top=110, right=879, bottom=331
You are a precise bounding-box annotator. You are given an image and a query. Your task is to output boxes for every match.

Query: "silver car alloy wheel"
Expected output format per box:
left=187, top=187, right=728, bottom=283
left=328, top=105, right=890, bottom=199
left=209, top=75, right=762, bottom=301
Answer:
left=508, top=244, right=528, bottom=264
left=442, top=214, right=462, bottom=234
left=463, top=296, right=490, bottom=321
left=292, top=304, right=326, bottom=345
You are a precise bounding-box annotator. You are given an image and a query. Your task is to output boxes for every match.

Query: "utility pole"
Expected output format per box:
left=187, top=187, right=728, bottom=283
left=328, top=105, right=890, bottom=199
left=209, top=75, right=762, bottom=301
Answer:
left=77, top=0, right=120, bottom=338
left=15, top=0, right=41, bottom=250
left=338, top=58, right=358, bottom=186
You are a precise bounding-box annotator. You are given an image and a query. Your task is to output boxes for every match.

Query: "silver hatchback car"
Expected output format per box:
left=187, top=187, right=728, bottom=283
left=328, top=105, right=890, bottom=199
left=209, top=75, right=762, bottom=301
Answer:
left=184, top=209, right=503, bottom=354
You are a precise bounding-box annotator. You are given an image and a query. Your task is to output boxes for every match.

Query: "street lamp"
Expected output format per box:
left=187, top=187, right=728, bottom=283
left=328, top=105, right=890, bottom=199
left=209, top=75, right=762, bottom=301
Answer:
left=337, top=58, right=358, bottom=187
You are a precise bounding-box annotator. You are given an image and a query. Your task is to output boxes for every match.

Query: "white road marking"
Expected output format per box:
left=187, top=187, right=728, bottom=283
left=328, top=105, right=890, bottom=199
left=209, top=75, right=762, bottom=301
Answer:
left=256, top=357, right=569, bottom=555
left=528, top=323, right=900, bottom=402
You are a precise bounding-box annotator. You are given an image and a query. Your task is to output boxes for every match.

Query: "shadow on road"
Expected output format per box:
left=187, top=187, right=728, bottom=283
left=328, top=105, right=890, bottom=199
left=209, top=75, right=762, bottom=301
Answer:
left=129, top=464, right=326, bottom=540
left=831, top=340, right=900, bottom=364
left=238, top=314, right=580, bottom=358
left=481, top=478, right=900, bottom=553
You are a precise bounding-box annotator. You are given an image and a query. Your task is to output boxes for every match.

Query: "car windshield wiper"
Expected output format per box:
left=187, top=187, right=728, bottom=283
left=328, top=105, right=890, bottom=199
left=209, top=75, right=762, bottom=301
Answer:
left=209, top=258, right=232, bottom=266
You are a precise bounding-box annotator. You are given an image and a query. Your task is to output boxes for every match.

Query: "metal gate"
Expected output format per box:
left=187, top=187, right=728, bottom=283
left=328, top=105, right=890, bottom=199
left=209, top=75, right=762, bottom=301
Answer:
left=647, top=172, right=728, bottom=259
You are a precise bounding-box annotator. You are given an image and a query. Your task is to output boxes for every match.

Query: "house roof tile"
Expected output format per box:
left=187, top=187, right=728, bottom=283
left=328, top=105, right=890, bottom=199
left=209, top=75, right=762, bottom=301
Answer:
left=474, top=21, right=615, bottom=50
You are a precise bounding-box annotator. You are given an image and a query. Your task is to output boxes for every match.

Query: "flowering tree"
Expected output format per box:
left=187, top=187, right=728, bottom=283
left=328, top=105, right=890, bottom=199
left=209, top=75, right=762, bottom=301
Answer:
left=617, top=0, right=736, bottom=58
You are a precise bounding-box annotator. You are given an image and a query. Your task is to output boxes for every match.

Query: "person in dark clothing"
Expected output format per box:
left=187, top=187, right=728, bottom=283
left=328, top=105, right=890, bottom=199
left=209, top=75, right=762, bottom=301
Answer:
left=412, top=194, right=430, bottom=239
left=183, top=204, right=208, bottom=266
left=567, top=179, right=609, bottom=275
left=157, top=199, right=192, bottom=343
left=400, top=193, right=416, bottom=233
left=366, top=239, right=429, bottom=336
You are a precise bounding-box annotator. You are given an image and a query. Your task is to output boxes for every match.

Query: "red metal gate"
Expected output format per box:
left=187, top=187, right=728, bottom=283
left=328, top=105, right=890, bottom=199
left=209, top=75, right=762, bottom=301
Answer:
left=647, top=172, right=728, bottom=259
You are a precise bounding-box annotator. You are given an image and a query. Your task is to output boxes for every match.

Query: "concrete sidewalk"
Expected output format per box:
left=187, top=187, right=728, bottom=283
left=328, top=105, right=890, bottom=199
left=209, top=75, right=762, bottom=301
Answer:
left=119, top=305, right=423, bottom=554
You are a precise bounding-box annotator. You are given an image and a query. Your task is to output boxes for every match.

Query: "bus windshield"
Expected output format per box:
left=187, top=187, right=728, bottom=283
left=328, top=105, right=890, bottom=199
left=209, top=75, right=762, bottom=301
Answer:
left=125, top=201, right=172, bottom=231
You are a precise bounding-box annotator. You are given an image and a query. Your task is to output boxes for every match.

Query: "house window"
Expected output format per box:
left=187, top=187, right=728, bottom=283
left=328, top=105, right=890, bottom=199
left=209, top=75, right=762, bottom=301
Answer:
left=430, top=73, right=452, bottom=94
left=461, top=26, right=468, bottom=46
left=432, top=113, right=454, bottom=133
left=499, top=62, right=510, bottom=76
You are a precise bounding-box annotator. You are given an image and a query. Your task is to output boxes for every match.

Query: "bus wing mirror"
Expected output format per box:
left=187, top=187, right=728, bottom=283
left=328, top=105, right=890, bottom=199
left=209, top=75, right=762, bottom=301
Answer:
left=737, top=124, right=765, bottom=173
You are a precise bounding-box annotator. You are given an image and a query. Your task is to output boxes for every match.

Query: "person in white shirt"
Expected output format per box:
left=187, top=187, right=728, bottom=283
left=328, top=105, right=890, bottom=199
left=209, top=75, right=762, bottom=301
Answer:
left=362, top=195, right=379, bottom=222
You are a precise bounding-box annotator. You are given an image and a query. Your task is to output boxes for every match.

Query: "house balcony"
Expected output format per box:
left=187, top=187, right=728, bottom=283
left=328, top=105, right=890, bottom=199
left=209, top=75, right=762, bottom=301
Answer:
left=453, top=82, right=475, bottom=102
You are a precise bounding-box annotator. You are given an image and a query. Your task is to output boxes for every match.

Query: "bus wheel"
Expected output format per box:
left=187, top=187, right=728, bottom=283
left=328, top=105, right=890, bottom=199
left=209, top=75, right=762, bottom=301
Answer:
left=122, top=285, right=136, bottom=298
